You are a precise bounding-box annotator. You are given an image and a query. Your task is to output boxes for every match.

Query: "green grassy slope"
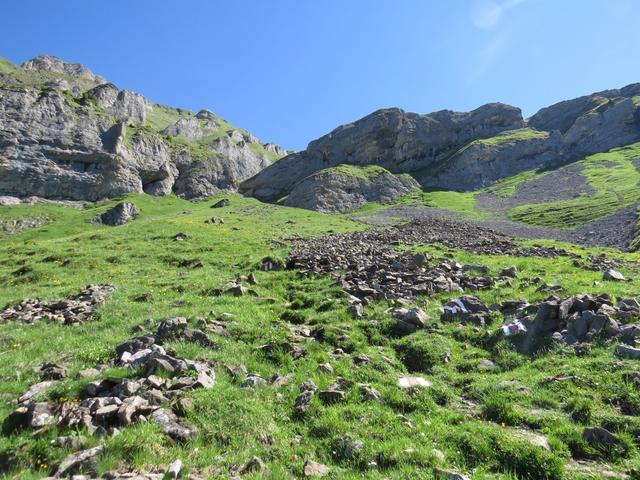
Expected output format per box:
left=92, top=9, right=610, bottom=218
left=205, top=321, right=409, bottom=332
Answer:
left=373, top=141, right=640, bottom=230
left=2, top=195, right=640, bottom=478
left=509, top=143, right=640, bottom=228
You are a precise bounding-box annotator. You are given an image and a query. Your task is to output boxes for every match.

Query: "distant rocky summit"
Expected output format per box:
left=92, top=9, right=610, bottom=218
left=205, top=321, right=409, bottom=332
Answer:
left=0, top=55, right=287, bottom=201
left=241, top=84, right=640, bottom=206
left=283, top=165, right=418, bottom=212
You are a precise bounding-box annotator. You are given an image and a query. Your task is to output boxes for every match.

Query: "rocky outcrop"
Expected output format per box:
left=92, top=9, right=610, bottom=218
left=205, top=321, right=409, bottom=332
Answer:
left=241, top=84, right=640, bottom=211
left=241, top=104, right=525, bottom=201
left=284, top=165, right=418, bottom=212
left=98, top=202, right=140, bottom=226
left=420, top=129, right=563, bottom=190
left=0, top=55, right=286, bottom=201
left=21, top=54, right=107, bottom=86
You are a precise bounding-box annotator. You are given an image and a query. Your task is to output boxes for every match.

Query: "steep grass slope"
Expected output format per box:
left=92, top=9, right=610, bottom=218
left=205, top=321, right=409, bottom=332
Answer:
left=2, top=195, right=640, bottom=478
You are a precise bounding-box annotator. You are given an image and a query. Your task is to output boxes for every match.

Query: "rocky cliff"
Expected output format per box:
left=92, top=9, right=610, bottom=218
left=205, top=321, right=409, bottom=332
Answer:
left=0, top=55, right=286, bottom=201
left=241, top=84, right=640, bottom=203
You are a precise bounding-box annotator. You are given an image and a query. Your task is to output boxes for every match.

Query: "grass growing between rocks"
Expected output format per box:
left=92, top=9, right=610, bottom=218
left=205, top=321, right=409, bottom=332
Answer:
left=2, top=194, right=640, bottom=478
left=476, top=128, right=550, bottom=146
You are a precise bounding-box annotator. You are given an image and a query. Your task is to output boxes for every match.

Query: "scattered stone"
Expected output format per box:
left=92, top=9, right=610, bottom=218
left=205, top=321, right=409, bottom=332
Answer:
left=211, top=198, right=230, bottom=208
left=318, top=363, right=334, bottom=374
left=583, top=427, right=622, bottom=448
left=41, top=363, right=68, bottom=380
left=173, top=233, right=188, bottom=241
left=97, top=202, right=140, bottom=226
left=500, top=265, right=519, bottom=278
left=304, top=460, right=329, bottom=477
left=239, top=456, right=266, bottom=474
left=18, top=380, right=58, bottom=404
left=433, top=468, right=471, bottom=480
left=0, top=284, right=115, bottom=325
left=227, top=283, right=247, bottom=297
left=604, top=269, right=625, bottom=281
left=348, top=302, right=364, bottom=318
left=361, top=385, right=382, bottom=402
left=319, top=390, right=345, bottom=404
left=294, top=380, right=317, bottom=415
left=54, top=444, right=105, bottom=478
left=27, top=402, right=56, bottom=427
left=616, top=344, right=640, bottom=359
left=271, top=374, right=294, bottom=388
left=397, top=376, right=431, bottom=389
left=151, top=408, right=197, bottom=442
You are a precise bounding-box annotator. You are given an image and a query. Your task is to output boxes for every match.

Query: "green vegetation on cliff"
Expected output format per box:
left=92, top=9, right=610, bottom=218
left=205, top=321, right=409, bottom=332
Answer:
left=509, top=142, right=640, bottom=228
left=476, top=127, right=549, bottom=146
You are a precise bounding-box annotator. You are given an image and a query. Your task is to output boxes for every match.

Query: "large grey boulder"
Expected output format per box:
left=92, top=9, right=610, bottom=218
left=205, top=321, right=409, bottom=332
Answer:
left=99, top=202, right=140, bottom=226
left=284, top=165, right=418, bottom=212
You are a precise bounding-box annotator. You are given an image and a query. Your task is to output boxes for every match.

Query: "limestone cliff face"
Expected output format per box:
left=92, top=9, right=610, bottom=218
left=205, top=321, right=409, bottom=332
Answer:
left=419, top=130, right=563, bottom=190
left=241, top=83, right=640, bottom=204
left=283, top=166, right=419, bottom=213
left=0, top=55, right=286, bottom=201
left=240, top=103, right=525, bottom=201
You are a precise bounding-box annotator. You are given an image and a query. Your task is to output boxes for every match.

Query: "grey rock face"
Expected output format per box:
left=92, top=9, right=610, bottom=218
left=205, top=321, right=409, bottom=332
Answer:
left=162, top=116, right=218, bottom=141
left=21, top=54, right=107, bottom=85
left=421, top=130, right=563, bottom=190
left=0, top=55, right=285, bottom=201
left=284, top=166, right=418, bottom=212
left=242, top=83, right=640, bottom=212
left=241, top=103, right=524, bottom=201
left=89, top=83, right=150, bottom=125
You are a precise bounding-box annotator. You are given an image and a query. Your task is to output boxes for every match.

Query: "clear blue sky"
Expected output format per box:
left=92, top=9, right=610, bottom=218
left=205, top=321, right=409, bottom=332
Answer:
left=2, top=0, right=640, bottom=150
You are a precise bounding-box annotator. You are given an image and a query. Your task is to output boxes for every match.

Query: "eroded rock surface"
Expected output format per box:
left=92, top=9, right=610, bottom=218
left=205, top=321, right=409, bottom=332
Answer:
left=0, top=55, right=285, bottom=201
left=284, top=165, right=419, bottom=212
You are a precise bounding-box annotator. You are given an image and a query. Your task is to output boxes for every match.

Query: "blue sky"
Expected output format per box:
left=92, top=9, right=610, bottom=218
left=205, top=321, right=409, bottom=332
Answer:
left=2, top=0, right=640, bottom=150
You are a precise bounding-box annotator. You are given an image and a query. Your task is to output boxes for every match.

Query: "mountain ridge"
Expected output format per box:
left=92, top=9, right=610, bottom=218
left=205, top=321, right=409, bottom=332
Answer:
left=0, top=54, right=287, bottom=201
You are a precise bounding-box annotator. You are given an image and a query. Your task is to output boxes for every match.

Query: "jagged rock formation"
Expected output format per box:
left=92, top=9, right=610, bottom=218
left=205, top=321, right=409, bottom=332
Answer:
left=241, top=84, right=640, bottom=206
left=0, top=55, right=287, bottom=201
left=241, top=104, right=524, bottom=201
left=283, top=165, right=419, bottom=212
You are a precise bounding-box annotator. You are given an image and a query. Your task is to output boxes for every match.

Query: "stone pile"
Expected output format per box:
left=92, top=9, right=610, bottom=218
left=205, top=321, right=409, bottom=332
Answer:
left=289, top=218, right=569, bottom=261
left=5, top=317, right=217, bottom=443
left=437, top=293, right=640, bottom=353
left=289, top=240, right=498, bottom=303
left=0, top=285, right=115, bottom=325
left=41, top=455, right=200, bottom=479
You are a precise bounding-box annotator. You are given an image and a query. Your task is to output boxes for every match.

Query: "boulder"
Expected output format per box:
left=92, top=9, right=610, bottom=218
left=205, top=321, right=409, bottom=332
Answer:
left=604, top=269, right=625, bottom=281
left=99, top=202, right=140, bottom=226
left=304, top=460, right=330, bottom=477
